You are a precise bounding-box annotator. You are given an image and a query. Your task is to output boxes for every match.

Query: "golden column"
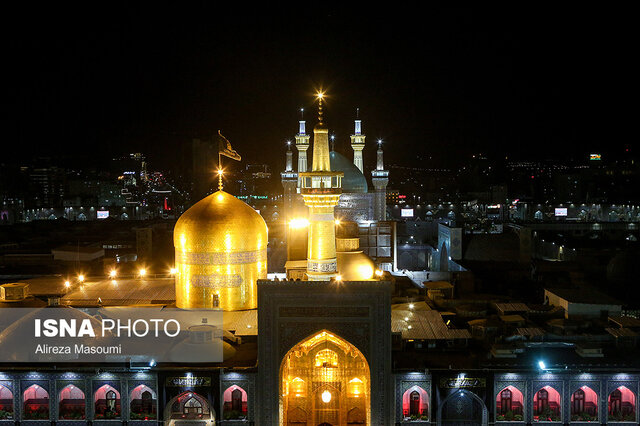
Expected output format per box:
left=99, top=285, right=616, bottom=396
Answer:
left=299, top=93, right=343, bottom=281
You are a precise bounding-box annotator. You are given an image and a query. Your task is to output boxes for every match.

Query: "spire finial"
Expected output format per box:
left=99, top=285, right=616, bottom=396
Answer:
left=356, top=107, right=360, bottom=119
left=330, top=134, right=335, bottom=151
left=300, top=107, right=304, bottom=119
left=217, top=168, right=224, bottom=191
left=316, top=92, right=325, bottom=126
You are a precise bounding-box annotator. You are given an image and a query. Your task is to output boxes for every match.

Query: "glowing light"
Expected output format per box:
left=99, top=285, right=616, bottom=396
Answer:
left=335, top=219, right=341, bottom=225
left=408, top=303, right=414, bottom=309
left=77, top=274, right=85, bottom=283
left=289, top=218, right=309, bottom=229
left=538, top=360, right=546, bottom=370
left=64, top=281, right=71, bottom=288
left=109, top=269, right=117, bottom=278
left=217, top=168, right=224, bottom=176
left=316, top=92, right=324, bottom=100
left=375, top=269, right=383, bottom=277
left=335, top=274, right=342, bottom=282
left=139, top=268, right=147, bottom=277
left=321, top=390, right=332, bottom=403
left=170, top=267, right=178, bottom=275
left=358, top=264, right=374, bottom=279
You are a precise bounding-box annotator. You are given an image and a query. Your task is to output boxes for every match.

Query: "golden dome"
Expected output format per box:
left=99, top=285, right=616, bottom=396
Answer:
left=336, top=251, right=376, bottom=281
left=173, top=190, right=267, bottom=310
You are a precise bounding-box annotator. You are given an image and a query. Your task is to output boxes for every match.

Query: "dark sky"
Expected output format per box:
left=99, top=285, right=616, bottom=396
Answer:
left=5, top=4, right=635, bottom=171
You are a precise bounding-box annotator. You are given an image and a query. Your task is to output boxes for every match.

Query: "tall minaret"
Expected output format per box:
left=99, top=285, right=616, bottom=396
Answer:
left=300, top=93, right=343, bottom=281
left=350, top=108, right=366, bottom=173
left=281, top=141, right=298, bottom=229
left=371, top=139, right=389, bottom=221
left=295, top=108, right=310, bottom=192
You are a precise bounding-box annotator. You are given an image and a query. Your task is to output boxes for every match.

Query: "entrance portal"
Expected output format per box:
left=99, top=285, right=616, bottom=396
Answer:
left=280, top=330, right=370, bottom=426
left=439, top=390, right=487, bottom=426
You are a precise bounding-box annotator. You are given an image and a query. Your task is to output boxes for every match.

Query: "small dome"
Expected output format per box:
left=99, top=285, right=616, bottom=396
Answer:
left=330, top=151, right=368, bottom=193
left=174, top=190, right=268, bottom=311
left=336, top=251, right=376, bottom=280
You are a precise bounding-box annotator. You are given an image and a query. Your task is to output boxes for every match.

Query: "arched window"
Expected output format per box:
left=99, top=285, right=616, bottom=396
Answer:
left=58, top=384, right=85, bottom=420
left=571, top=386, right=597, bottom=420
left=496, top=386, right=523, bottom=420
left=183, top=397, right=202, bottom=414
left=347, top=378, right=364, bottom=398
left=130, top=385, right=157, bottom=420
left=609, top=386, right=636, bottom=422
left=315, top=349, right=338, bottom=367
left=402, top=386, right=428, bottom=419
left=534, top=386, right=561, bottom=422
left=94, top=384, right=120, bottom=419
left=23, top=384, right=49, bottom=420
left=534, top=210, right=544, bottom=220
left=290, top=377, right=306, bottom=398
left=223, top=385, right=248, bottom=419
left=165, top=391, right=211, bottom=421
left=0, top=384, right=14, bottom=420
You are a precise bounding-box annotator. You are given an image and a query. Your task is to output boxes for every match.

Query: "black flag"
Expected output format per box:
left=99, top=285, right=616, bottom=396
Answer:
left=217, top=130, right=241, bottom=161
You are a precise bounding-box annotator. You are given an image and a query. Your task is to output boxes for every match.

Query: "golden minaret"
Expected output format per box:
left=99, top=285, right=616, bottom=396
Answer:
left=299, top=93, right=343, bottom=280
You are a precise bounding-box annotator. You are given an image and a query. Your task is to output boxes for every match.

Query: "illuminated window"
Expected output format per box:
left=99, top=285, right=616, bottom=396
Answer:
left=23, top=384, right=49, bottom=420
left=58, top=384, right=85, bottom=420
left=166, top=392, right=210, bottom=420
left=290, top=377, right=306, bottom=397
left=347, top=378, right=364, bottom=397
left=609, top=386, right=636, bottom=422
left=315, top=349, right=338, bottom=367
left=130, top=385, right=157, bottom=420
left=223, top=385, right=248, bottom=419
left=94, top=384, right=120, bottom=419
left=0, top=384, right=14, bottom=420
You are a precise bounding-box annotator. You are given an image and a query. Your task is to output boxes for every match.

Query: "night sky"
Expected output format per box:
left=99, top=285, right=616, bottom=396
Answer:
left=5, top=4, right=635, bottom=171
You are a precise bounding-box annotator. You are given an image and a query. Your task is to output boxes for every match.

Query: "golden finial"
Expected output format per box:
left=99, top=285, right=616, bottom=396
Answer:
left=316, top=92, right=325, bottom=126
left=217, top=168, right=224, bottom=191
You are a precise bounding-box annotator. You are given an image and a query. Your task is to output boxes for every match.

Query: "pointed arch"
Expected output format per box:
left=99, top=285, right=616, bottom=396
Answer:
left=496, top=385, right=523, bottom=418
left=609, top=386, right=636, bottom=422
left=94, top=384, right=120, bottom=419
left=571, top=385, right=597, bottom=419
left=58, top=384, right=85, bottom=420
left=438, top=389, right=487, bottom=425
left=23, top=384, right=49, bottom=420
left=280, top=330, right=370, bottom=425
left=0, top=384, right=13, bottom=419
left=402, top=385, right=429, bottom=419
left=533, top=386, right=561, bottom=421
left=130, top=384, right=157, bottom=420
left=163, top=391, right=213, bottom=422
left=223, top=385, right=247, bottom=419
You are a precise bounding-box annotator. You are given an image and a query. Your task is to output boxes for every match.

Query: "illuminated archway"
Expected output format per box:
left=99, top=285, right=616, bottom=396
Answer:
left=163, top=391, right=214, bottom=425
left=571, top=386, right=597, bottom=420
left=23, top=384, right=49, bottom=420
left=609, top=386, right=636, bottom=422
left=223, top=385, right=247, bottom=420
left=496, top=385, right=523, bottom=419
left=533, top=386, right=561, bottom=422
left=130, top=385, right=157, bottom=420
left=0, top=384, right=13, bottom=420
left=280, top=330, right=370, bottom=426
left=95, top=384, right=120, bottom=419
left=402, top=385, right=428, bottom=419
left=58, top=384, right=85, bottom=420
